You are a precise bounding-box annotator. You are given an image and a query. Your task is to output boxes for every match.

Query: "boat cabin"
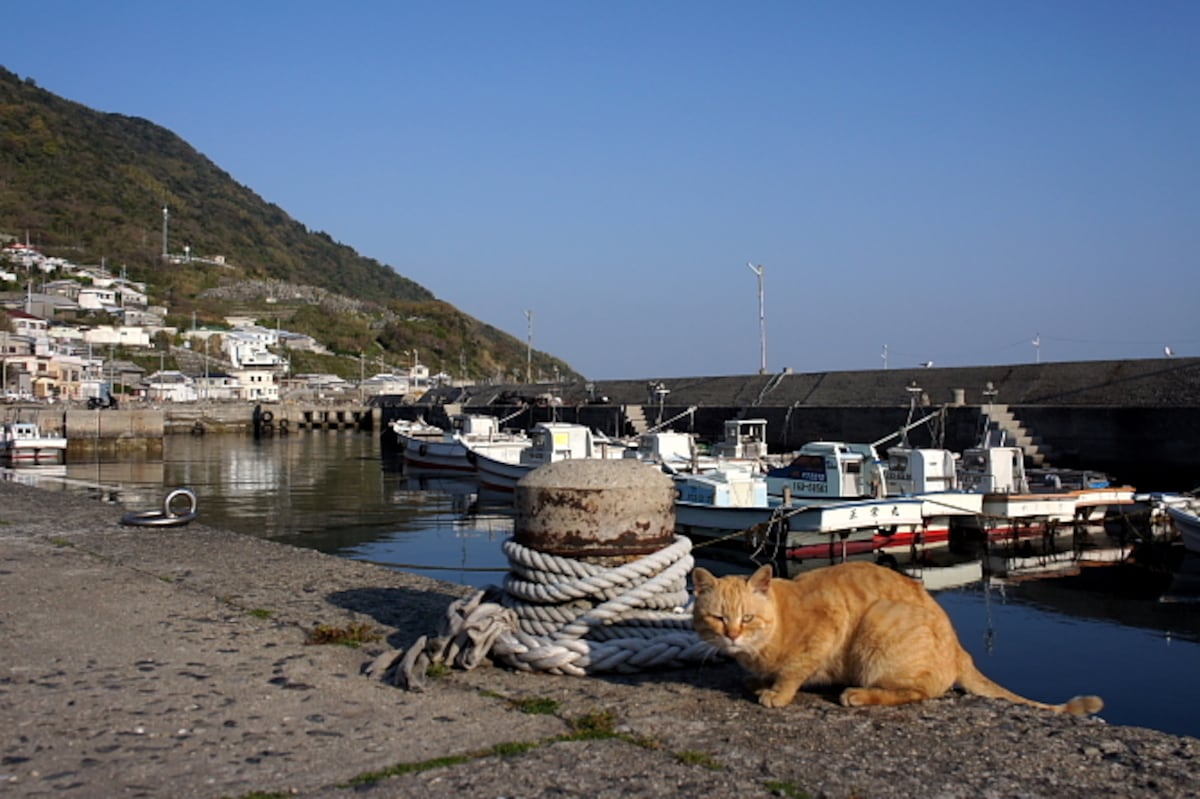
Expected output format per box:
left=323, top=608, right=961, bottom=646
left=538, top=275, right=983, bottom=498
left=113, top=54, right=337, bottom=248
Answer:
left=711, top=418, right=769, bottom=460
left=522, top=422, right=625, bottom=467
left=451, top=414, right=503, bottom=439
left=884, top=446, right=959, bottom=495
left=624, top=430, right=696, bottom=467
left=765, top=441, right=886, bottom=500
left=957, top=445, right=1029, bottom=494
left=674, top=465, right=767, bottom=508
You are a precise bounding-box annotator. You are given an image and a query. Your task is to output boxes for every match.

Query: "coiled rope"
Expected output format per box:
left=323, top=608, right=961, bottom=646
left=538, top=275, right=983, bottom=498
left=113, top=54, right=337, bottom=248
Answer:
left=368, top=534, right=718, bottom=690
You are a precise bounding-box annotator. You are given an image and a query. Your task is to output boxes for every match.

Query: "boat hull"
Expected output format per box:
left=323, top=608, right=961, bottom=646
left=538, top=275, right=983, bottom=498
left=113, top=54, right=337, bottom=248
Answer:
left=1168, top=505, right=1200, bottom=555
left=1, top=422, right=68, bottom=467
left=674, top=496, right=926, bottom=560
left=473, top=450, right=534, bottom=494
left=0, top=445, right=66, bottom=466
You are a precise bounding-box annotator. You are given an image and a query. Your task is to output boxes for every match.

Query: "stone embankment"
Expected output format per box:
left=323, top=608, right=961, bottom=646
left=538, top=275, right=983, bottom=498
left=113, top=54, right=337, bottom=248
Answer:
left=2, top=480, right=1198, bottom=798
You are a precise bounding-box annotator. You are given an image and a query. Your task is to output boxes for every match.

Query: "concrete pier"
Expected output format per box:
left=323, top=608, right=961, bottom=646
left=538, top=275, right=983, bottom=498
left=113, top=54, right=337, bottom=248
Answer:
left=406, top=357, right=1200, bottom=491
left=2, top=480, right=1197, bottom=798
left=0, top=403, right=381, bottom=458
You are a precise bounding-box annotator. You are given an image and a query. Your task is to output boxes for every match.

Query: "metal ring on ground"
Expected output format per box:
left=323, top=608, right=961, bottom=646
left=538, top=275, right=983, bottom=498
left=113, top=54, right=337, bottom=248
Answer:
left=121, top=488, right=198, bottom=527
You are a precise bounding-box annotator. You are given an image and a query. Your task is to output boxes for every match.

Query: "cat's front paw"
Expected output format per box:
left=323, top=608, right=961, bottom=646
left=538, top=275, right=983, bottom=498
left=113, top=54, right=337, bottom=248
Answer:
left=756, top=687, right=796, bottom=708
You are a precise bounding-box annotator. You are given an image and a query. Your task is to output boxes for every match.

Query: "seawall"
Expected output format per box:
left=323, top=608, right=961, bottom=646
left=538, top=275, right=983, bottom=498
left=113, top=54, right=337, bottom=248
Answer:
left=3, top=404, right=381, bottom=459
left=403, top=357, right=1200, bottom=491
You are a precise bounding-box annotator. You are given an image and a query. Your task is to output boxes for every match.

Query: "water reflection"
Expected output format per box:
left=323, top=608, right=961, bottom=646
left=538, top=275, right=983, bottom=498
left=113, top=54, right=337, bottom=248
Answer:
left=4, top=431, right=1198, bottom=738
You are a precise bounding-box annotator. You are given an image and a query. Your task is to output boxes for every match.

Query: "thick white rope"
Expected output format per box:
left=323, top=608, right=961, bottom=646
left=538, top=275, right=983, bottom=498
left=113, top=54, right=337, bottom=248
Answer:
left=368, top=535, right=719, bottom=689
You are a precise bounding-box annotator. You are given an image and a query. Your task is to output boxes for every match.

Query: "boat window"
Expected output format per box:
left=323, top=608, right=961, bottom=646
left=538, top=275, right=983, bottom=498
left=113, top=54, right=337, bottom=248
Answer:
left=780, top=454, right=824, bottom=480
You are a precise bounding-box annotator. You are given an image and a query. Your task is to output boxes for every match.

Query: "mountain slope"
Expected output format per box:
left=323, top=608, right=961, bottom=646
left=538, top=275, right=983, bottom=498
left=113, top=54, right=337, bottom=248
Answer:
left=0, top=66, right=578, bottom=382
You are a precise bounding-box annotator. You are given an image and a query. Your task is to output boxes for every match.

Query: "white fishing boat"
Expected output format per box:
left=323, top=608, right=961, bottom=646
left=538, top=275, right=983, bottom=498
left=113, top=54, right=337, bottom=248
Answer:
left=393, top=413, right=529, bottom=473
left=957, top=444, right=1083, bottom=535
left=0, top=421, right=68, bottom=466
left=673, top=465, right=926, bottom=560
left=764, top=438, right=982, bottom=551
left=1025, top=467, right=1138, bottom=523
left=470, top=421, right=629, bottom=494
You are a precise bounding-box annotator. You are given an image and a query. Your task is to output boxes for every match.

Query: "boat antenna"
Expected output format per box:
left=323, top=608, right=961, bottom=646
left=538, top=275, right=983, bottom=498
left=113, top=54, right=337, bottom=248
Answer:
left=747, top=262, right=766, bottom=374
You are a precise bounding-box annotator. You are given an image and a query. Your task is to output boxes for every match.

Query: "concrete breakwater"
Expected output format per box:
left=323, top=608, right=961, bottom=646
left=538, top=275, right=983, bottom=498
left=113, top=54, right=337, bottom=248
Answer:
left=2, top=404, right=381, bottom=459
left=404, top=357, right=1200, bottom=491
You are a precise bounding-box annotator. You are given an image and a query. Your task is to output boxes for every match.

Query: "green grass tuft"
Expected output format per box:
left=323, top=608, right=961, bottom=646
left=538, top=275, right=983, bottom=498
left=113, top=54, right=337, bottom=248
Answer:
left=305, top=622, right=382, bottom=648
left=675, top=750, right=724, bottom=770
left=513, top=696, right=560, bottom=715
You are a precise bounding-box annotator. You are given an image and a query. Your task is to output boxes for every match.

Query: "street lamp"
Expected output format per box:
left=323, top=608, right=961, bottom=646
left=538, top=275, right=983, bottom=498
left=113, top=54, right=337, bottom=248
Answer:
left=204, top=335, right=209, bottom=402
left=747, top=262, right=766, bottom=374
left=524, top=310, right=533, bottom=384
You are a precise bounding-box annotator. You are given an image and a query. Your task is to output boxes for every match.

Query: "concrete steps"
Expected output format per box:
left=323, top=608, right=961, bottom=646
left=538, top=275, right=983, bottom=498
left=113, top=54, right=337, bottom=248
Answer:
left=624, top=404, right=648, bottom=434
left=985, top=403, right=1055, bottom=467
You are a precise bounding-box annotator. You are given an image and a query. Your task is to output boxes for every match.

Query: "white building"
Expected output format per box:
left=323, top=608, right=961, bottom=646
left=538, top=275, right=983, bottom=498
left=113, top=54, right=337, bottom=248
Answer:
left=194, top=373, right=241, bottom=401
left=360, top=373, right=410, bottom=396
left=82, top=325, right=152, bottom=348
left=144, top=371, right=199, bottom=403
left=223, top=330, right=284, bottom=368
left=232, top=368, right=279, bottom=402
left=77, top=287, right=118, bottom=311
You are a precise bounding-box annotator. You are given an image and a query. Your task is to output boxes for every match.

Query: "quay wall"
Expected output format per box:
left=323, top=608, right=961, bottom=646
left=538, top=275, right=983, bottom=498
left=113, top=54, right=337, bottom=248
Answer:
left=3, top=403, right=381, bottom=458
left=396, top=357, right=1200, bottom=492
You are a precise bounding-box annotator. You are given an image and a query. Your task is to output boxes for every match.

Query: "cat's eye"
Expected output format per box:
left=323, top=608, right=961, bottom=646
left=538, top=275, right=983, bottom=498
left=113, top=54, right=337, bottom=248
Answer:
left=742, top=614, right=755, bottom=623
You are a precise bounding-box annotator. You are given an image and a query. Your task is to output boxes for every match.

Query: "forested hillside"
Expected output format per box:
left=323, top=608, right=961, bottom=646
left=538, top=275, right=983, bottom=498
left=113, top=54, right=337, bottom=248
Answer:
left=0, top=66, right=577, bottom=382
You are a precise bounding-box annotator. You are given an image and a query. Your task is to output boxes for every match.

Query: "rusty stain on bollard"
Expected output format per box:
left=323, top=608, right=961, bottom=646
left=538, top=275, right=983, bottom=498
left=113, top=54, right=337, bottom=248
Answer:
left=514, top=459, right=676, bottom=559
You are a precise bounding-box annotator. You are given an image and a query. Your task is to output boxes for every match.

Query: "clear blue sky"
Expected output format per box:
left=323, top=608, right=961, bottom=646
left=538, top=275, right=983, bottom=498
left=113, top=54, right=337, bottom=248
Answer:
left=4, top=1, right=1197, bottom=379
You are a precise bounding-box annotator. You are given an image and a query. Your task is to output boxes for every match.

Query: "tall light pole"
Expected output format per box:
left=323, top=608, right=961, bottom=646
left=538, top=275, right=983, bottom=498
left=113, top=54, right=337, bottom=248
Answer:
left=524, top=310, right=533, bottom=384
left=747, top=262, right=766, bottom=374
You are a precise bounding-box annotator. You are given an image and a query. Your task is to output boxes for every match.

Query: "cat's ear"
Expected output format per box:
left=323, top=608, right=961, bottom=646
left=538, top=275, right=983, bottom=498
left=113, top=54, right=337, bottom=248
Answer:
left=692, top=567, right=717, bottom=595
left=747, top=564, right=773, bottom=595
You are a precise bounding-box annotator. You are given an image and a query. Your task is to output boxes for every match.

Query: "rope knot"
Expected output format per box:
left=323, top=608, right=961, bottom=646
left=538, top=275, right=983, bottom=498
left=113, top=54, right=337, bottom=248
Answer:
left=368, top=535, right=718, bottom=687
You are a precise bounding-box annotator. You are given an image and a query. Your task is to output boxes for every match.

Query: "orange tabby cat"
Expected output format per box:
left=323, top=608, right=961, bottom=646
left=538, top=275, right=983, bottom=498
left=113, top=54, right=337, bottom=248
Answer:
left=692, top=561, right=1103, bottom=715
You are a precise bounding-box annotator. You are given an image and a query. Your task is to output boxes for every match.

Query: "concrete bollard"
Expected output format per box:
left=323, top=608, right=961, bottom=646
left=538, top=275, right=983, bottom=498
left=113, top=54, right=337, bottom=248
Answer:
left=514, top=459, right=677, bottom=559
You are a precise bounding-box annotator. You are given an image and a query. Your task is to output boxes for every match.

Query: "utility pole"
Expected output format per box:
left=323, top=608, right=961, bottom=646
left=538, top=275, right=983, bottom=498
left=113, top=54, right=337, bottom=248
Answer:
left=524, top=310, right=533, bottom=384
left=162, top=206, right=168, bottom=259
left=747, top=262, right=766, bottom=374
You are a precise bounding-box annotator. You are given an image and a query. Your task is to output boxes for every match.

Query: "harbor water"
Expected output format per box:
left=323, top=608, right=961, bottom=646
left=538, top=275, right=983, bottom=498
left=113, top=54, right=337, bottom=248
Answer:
left=7, top=430, right=1200, bottom=739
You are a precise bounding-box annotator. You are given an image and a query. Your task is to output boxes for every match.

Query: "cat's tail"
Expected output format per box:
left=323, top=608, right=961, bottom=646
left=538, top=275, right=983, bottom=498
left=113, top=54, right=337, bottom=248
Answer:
left=957, top=658, right=1103, bottom=716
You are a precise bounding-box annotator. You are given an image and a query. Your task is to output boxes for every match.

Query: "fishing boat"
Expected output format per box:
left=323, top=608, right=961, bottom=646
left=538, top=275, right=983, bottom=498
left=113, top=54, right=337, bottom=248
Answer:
left=957, top=443, right=1091, bottom=536
left=764, top=438, right=982, bottom=551
left=394, top=413, right=529, bottom=473
left=469, top=421, right=629, bottom=493
left=0, top=421, right=68, bottom=466
left=672, top=465, right=926, bottom=560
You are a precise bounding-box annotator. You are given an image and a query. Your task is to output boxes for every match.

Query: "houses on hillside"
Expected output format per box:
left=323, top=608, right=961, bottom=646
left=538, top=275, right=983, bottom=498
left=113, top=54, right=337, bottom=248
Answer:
left=0, top=241, right=431, bottom=403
